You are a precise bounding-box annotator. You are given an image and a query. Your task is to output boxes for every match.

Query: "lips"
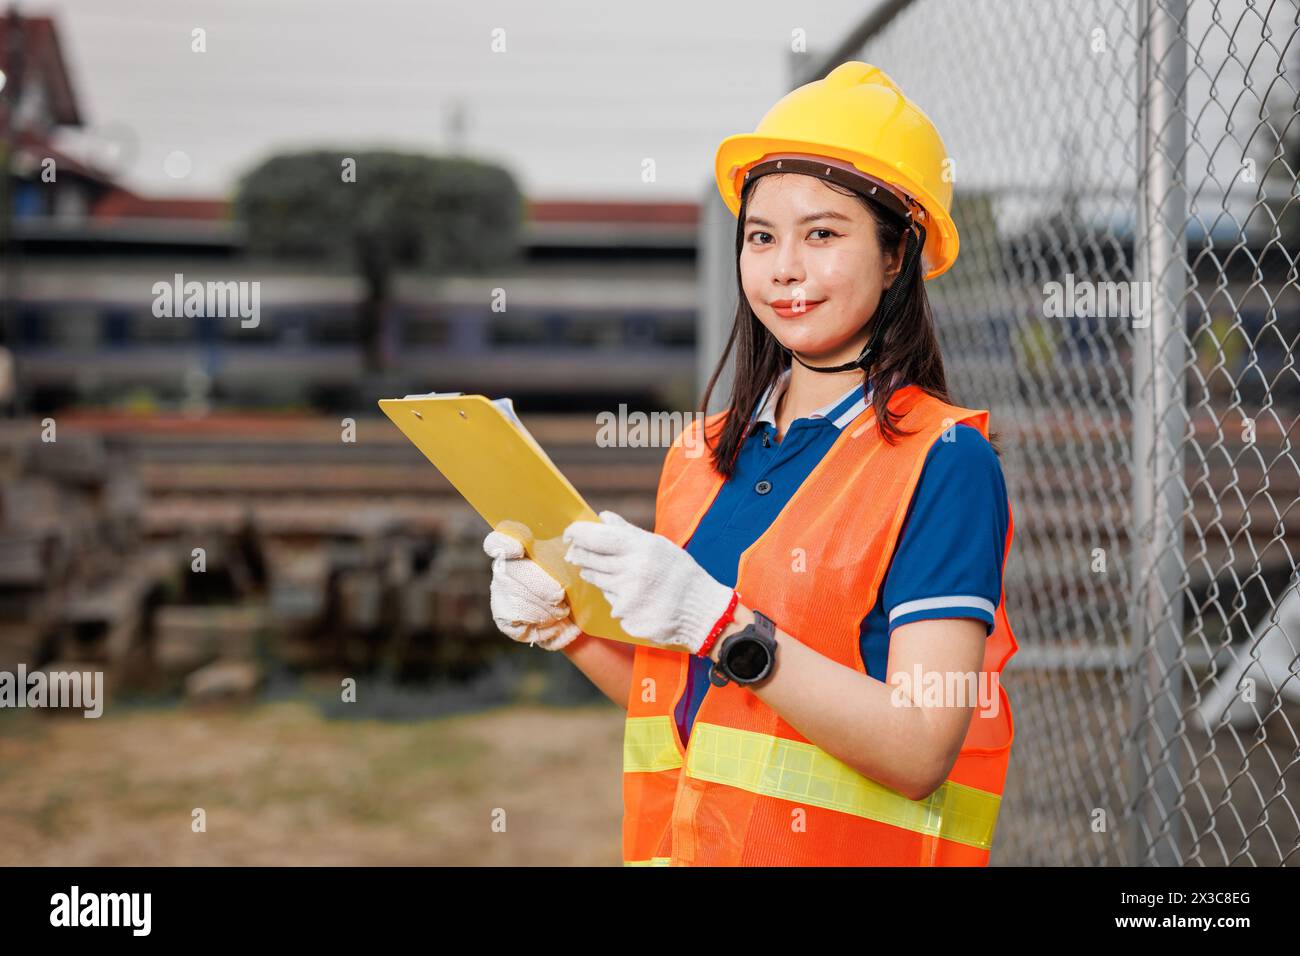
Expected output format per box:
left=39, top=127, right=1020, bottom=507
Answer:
left=770, top=298, right=825, bottom=318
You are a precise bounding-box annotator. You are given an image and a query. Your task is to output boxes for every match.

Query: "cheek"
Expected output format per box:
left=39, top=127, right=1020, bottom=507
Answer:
left=812, top=248, right=879, bottom=299
left=813, top=256, right=882, bottom=321
left=739, top=250, right=763, bottom=301
left=740, top=253, right=780, bottom=326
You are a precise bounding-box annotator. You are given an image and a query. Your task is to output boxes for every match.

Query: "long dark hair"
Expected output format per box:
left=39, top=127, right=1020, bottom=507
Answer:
left=698, top=172, right=953, bottom=480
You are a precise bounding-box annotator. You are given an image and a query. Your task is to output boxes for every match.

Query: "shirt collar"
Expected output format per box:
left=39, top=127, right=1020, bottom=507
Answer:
left=750, top=367, right=872, bottom=432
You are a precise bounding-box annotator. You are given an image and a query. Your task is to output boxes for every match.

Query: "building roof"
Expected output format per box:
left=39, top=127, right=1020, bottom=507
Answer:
left=12, top=128, right=114, bottom=184
left=527, top=199, right=697, bottom=225
left=0, top=14, right=83, bottom=127
left=91, top=189, right=231, bottom=222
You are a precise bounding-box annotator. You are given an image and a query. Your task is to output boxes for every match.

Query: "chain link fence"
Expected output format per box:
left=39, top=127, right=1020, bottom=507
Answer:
left=842, top=0, right=1300, bottom=868
left=789, top=0, right=1299, bottom=865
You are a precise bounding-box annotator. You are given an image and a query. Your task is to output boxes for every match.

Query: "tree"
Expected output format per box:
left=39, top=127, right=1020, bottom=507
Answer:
left=234, top=150, right=524, bottom=372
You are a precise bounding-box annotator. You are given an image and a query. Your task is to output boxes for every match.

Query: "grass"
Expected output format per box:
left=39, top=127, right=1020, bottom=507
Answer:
left=0, top=695, right=626, bottom=865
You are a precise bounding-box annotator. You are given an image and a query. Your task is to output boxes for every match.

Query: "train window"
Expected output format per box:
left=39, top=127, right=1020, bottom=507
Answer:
left=563, top=318, right=596, bottom=346
left=309, top=314, right=359, bottom=344
left=623, top=312, right=656, bottom=346
left=18, top=305, right=45, bottom=345
left=278, top=313, right=307, bottom=346
left=404, top=318, right=448, bottom=346
left=655, top=313, right=696, bottom=347
left=489, top=314, right=548, bottom=346
left=220, top=311, right=277, bottom=342
left=543, top=313, right=567, bottom=343
left=561, top=312, right=623, bottom=346
left=44, top=307, right=104, bottom=349
left=560, top=315, right=598, bottom=347
left=132, top=314, right=196, bottom=342
left=104, top=312, right=131, bottom=346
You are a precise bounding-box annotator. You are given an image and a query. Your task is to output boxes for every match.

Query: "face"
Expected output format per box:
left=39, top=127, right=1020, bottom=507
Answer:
left=740, top=173, right=901, bottom=363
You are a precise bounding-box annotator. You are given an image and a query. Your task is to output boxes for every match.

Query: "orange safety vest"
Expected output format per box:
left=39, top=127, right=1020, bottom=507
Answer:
left=622, top=383, right=1018, bottom=866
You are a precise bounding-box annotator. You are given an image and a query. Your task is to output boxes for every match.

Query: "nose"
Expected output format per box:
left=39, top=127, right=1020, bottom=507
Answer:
left=772, top=241, right=805, bottom=287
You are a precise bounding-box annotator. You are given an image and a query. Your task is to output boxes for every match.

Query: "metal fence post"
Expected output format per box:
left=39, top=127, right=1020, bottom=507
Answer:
left=1130, top=0, right=1191, bottom=867
left=698, top=186, right=736, bottom=415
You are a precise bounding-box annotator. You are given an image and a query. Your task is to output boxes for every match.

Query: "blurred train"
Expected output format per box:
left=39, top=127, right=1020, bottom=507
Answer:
left=9, top=265, right=701, bottom=414
left=0, top=191, right=711, bottom=414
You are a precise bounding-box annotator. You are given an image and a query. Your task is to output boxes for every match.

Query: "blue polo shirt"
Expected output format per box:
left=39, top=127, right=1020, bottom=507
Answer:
left=674, top=368, right=1010, bottom=744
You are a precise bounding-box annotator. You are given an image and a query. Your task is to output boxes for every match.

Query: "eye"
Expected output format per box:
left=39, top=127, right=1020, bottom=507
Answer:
left=809, top=228, right=837, bottom=240
left=746, top=230, right=773, bottom=245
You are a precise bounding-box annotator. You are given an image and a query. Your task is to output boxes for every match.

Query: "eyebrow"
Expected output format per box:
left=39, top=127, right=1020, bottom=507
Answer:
left=744, top=210, right=855, bottom=228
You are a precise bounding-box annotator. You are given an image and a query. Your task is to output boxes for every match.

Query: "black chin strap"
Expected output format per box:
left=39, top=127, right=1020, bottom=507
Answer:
left=782, top=220, right=927, bottom=375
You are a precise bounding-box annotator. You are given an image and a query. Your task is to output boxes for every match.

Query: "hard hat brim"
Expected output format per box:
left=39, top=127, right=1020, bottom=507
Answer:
left=714, top=133, right=959, bottom=281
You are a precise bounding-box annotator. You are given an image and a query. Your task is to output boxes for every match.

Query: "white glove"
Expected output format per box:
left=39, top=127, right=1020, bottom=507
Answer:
left=482, top=529, right=581, bottom=651
left=562, top=510, right=735, bottom=654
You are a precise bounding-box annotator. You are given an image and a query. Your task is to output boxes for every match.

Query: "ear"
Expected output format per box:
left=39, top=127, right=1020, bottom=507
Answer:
left=885, top=231, right=912, bottom=289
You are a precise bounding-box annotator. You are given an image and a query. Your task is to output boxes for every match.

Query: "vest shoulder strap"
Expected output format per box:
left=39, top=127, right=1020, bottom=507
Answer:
left=887, top=385, right=989, bottom=440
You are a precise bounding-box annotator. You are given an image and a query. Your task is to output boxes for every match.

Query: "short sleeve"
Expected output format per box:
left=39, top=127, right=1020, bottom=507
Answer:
left=881, top=423, right=1009, bottom=635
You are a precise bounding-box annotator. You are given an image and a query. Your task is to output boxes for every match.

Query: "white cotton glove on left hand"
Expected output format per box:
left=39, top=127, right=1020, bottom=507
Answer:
left=483, top=529, right=582, bottom=651
left=562, top=510, right=735, bottom=654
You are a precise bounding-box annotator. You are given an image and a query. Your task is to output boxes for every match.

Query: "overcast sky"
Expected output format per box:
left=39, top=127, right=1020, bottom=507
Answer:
left=32, top=0, right=1292, bottom=240
left=43, top=0, right=879, bottom=202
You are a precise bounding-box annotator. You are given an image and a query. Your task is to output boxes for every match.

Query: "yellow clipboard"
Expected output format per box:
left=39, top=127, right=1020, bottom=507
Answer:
left=378, top=393, right=652, bottom=648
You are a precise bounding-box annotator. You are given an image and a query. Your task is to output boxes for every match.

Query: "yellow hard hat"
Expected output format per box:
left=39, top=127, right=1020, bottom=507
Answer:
left=714, top=61, right=958, bottom=280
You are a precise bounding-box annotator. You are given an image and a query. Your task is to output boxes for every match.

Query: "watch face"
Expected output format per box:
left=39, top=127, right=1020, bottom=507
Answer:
left=727, top=637, right=770, bottom=681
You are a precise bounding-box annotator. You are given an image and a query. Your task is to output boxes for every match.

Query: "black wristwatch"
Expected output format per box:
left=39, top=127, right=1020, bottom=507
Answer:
left=708, top=609, right=777, bottom=687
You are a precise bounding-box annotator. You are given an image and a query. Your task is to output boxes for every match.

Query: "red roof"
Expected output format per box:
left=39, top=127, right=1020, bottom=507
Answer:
left=91, top=189, right=231, bottom=222
left=0, top=14, right=82, bottom=126
left=89, top=193, right=693, bottom=227
left=526, top=200, right=698, bottom=225
left=13, top=129, right=114, bottom=184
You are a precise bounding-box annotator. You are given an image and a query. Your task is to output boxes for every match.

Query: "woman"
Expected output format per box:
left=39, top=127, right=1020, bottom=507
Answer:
left=483, top=61, right=1018, bottom=866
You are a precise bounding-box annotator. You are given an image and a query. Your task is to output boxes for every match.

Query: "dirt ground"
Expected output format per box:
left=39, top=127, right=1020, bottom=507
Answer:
left=0, top=699, right=627, bottom=866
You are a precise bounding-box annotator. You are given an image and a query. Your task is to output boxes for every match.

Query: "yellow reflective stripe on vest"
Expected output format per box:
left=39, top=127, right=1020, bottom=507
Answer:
left=623, top=715, right=684, bottom=773
left=685, top=722, right=1000, bottom=851
left=624, top=857, right=672, bottom=866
